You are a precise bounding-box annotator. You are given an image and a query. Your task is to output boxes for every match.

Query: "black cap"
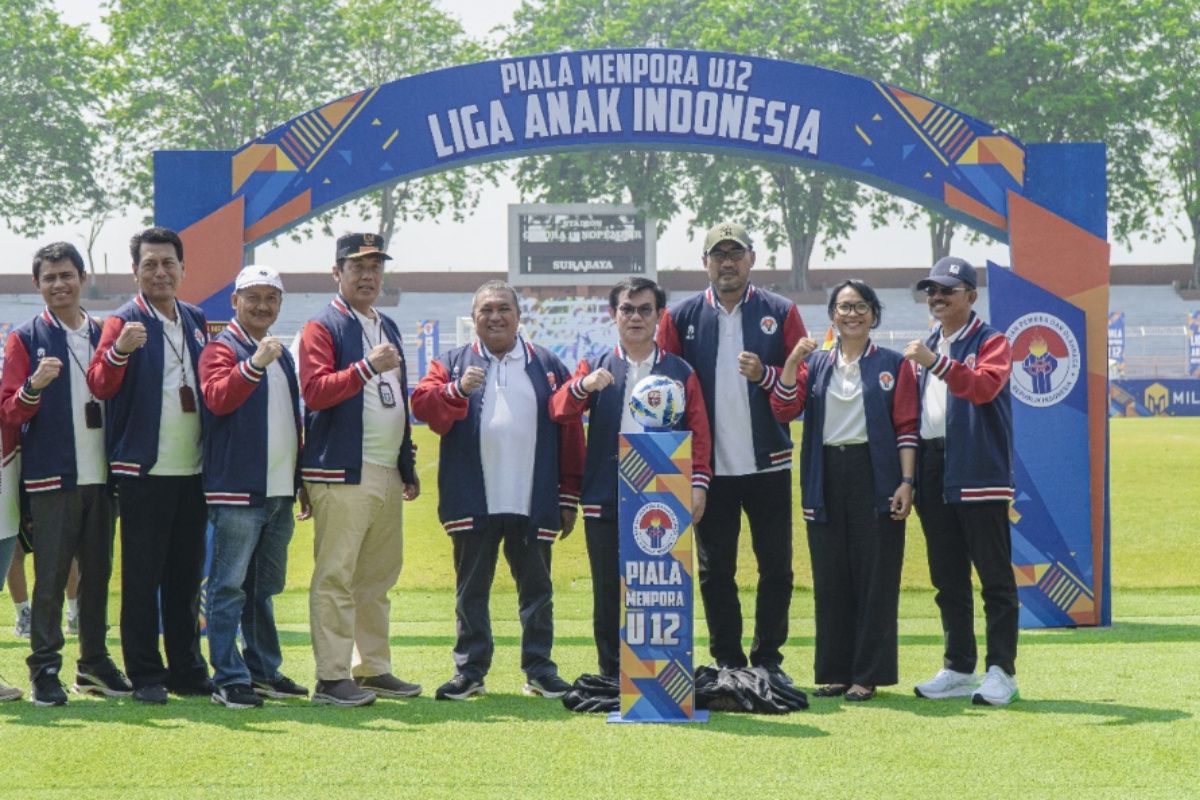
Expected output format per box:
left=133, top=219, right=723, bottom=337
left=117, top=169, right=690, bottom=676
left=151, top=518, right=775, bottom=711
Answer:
left=336, top=232, right=392, bottom=261
left=917, top=256, right=977, bottom=290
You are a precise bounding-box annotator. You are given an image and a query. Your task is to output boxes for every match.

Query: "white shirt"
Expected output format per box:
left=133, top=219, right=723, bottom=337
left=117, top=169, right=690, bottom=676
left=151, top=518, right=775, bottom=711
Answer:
left=151, top=307, right=202, bottom=476
left=479, top=339, right=537, bottom=516
left=352, top=307, right=407, bottom=468
left=822, top=345, right=869, bottom=446
left=712, top=302, right=777, bottom=476
left=264, top=358, right=298, bottom=497
left=619, top=348, right=656, bottom=434
left=63, top=315, right=106, bottom=486
left=920, top=323, right=970, bottom=439
left=0, top=427, right=18, bottom=541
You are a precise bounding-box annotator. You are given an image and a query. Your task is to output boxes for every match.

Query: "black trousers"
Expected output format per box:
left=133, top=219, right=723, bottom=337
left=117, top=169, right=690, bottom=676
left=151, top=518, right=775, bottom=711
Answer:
left=118, top=475, right=210, bottom=689
left=27, top=485, right=116, bottom=680
left=915, top=443, right=1019, bottom=675
left=807, top=444, right=904, bottom=687
left=694, top=470, right=793, bottom=668
left=451, top=514, right=557, bottom=682
left=583, top=518, right=620, bottom=678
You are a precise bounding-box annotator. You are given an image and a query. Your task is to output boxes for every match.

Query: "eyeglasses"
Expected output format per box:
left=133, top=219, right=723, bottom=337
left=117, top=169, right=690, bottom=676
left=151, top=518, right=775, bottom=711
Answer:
left=706, top=247, right=748, bottom=264
left=617, top=303, right=656, bottom=319
left=834, top=301, right=872, bottom=316
left=924, top=285, right=967, bottom=297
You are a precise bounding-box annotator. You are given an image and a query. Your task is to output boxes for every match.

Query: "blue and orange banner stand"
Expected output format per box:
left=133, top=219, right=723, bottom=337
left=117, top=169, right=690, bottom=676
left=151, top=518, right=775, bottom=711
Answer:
left=610, top=430, right=707, bottom=724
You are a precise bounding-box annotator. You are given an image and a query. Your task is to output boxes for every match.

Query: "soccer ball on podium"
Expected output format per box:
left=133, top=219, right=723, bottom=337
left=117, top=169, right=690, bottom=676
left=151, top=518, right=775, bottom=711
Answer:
left=628, top=375, right=686, bottom=430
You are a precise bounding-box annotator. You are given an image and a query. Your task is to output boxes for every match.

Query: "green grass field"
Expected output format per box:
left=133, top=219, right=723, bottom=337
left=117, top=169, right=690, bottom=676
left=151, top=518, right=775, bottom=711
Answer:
left=0, top=417, right=1197, bottom=798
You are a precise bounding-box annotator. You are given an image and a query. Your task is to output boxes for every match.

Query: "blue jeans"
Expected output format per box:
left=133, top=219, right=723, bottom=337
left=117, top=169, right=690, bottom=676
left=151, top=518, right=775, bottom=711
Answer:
left=206, top=498, right=294, bottom=688
left=0, top=535, right=16, bottom=592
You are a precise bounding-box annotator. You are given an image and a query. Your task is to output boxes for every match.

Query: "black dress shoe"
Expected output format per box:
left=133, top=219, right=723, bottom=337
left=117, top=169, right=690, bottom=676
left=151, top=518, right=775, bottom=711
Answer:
left=813, top=684, right=848, bottom=697
left=845, top=686, right=876, bottom=702
left=132, top=684, right=169, bottom=704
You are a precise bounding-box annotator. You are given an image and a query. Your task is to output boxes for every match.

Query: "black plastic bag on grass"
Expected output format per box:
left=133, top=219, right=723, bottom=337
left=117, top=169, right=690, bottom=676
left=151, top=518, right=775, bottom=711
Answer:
left=562, top=673, right=619, bottom=713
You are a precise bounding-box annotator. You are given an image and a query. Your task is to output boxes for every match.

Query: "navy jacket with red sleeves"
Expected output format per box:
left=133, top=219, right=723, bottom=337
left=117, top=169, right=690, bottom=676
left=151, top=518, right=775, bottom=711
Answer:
left=548, top=345, right=712, bottom=521
left=86, top=293, right=207, bottom=478
left=656, top=283, right=807, bottom=472
left=912, top=311, right=1014, bottom=503
left=199, top=320, right=302, bottom=506
left=770, top=342, right=919, bottom=522
left=410, top=338, right=584, bottom=543
left=0, top=308, right=103, bottom=492
left=297, top=294, right=416, bottom=485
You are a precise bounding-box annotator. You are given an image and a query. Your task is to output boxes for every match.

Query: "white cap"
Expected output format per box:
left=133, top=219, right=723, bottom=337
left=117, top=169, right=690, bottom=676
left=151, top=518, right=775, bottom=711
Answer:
left=235, top=265, right=284, bottom=293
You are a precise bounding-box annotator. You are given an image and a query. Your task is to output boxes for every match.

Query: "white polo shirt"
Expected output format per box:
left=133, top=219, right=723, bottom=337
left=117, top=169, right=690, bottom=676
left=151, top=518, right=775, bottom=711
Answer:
left=479, top=339, right=537, bottom=516
left=712, top=302, right=781, bottom=476
left=822, top=345, right=868, bottom=446
left=620, top=347, right=657, bottom=434
left=920, top=323, right=970, bottom=439
left=264, top=358, right=298, bottom=498
left=351, top=307, right=407, bottom=469
left=63, top=315, right=106, bottom=486
left=151, top=306, right=202, bottom=476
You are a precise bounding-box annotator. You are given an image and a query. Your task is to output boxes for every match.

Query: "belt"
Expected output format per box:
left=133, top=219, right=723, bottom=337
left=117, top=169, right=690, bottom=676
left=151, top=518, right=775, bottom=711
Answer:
left=823, top=443, right=869, bottom=452
left=921, top=437, right=946, bottom=451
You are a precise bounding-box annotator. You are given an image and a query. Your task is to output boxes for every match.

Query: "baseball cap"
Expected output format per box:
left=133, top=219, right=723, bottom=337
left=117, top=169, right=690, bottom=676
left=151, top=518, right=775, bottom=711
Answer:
left=703, top=222, right=753, bottom=254
left=916, top=256, right=977, bottom=290
left=336, top=232, right=392, bottom=261
left=234, top=264, right=284, bottom=293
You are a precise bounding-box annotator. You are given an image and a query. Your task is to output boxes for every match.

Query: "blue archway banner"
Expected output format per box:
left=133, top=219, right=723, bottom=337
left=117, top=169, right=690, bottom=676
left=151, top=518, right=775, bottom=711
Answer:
left=156, top=49, right=1027, bottom=300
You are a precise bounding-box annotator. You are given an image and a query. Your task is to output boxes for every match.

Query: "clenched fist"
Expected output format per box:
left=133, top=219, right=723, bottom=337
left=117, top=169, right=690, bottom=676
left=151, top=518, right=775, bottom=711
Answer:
left=367, top=342, right=400, bottom=373
left=786, top=337, right=819, bottom=367
left=737, top=351, right=764, bottom=382
left=29, top=356, right=63, bottom=391
left=115, top=321, right=147, bottom=354
left=903, top=340, right=935, bottom=369
left=458, top=365, right=487, bottom=394
left=582, top=368, right=614, bottom=393
left=250, top=336, right=284, bottom=369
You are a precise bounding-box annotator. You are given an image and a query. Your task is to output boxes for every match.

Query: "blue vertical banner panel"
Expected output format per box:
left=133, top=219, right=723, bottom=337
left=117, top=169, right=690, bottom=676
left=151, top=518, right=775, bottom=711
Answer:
left=1189, top=312, right=1200, bottom=378
left=1107, top=311, right=1124, bottom=377
left=614, top=431, right=705, bottom=723
left=416, top=319, right=439, bottom=379
left=989, top=264, right=1100, bottom=627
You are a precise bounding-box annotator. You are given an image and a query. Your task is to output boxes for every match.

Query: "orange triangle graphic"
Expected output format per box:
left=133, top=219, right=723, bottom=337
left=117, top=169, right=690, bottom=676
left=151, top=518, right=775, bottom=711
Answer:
left=319, top=91, right=363, bottom=128
left=890, top=86, right=934, bottom=122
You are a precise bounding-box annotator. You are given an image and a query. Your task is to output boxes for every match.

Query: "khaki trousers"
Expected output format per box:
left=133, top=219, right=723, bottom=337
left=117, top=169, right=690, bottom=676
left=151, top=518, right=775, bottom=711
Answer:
left=307, top=463, right=405, bottom=681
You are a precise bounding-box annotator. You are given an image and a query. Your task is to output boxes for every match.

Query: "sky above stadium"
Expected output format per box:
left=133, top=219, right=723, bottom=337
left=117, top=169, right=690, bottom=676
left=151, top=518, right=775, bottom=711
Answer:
left=0, top=0, right=1189, bottom=276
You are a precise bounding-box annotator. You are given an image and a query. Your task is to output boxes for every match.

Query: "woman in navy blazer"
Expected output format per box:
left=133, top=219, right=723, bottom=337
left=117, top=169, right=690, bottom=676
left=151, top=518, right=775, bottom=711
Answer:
left=771, top=280, right=918, bottom=702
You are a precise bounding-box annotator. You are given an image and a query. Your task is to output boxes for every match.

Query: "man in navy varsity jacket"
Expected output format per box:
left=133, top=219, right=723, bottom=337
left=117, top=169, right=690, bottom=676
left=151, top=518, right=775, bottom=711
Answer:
left=199, top=266, right=309, bottom=710
left=656, top=222, right=807, bottom=684
left=549, top=277, right=712, bottom=680
left=411, top=281, right=584, bottom=701
left=298, top=233, right=419, bottom=708
left=87, top=227, right=212, bottom=705
left=903, top=256, right=1020, bottom=706
left=0, top=242, right=131, bottom=706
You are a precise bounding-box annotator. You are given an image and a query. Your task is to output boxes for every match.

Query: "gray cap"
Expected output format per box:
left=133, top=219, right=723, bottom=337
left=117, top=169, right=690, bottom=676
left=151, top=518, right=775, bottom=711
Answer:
left=917, top=256, right=977, bottom=290
left=702, top=222, right=753, bottom=253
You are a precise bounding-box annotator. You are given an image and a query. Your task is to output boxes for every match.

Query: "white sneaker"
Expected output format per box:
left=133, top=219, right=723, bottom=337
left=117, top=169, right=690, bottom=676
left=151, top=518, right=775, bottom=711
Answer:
left=13, top=606, right=31, bottom=639
left=972, top=665, right=1019, bottom=706
left=914, top=668, right=980, bottom=699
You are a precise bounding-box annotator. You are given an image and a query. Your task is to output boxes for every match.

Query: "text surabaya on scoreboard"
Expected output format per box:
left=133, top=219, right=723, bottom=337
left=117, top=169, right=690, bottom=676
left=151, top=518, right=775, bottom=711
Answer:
left=428, top=52, right=821, bottom=159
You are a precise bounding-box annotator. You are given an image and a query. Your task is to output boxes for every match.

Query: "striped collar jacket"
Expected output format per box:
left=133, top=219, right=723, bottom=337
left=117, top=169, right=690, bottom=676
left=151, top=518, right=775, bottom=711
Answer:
left=915, top=312, right=1014, bottom=503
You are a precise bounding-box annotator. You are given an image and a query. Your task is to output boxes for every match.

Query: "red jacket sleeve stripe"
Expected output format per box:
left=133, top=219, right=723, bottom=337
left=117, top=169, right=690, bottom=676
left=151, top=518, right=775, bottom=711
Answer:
left=199, top=341, right=261, bottom=416
left=409, top=359, right=469, bottom=435
left=86, top=316, right=130, bottom=400
left=298, top=320, right=370, bottom=411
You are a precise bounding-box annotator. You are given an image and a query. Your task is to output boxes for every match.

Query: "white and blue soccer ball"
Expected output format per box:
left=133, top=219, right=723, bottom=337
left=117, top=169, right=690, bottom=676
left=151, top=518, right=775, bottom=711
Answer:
left=628, top=375, right=686, bottom=430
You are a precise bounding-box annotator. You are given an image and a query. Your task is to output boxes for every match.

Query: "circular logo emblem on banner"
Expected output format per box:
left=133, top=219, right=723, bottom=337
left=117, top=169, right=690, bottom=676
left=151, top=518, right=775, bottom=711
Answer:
left=632, top=502, right=681, bottom=556
left=760, top=316, right=777, bottom=335
left=1006, top=312, right=1081, bottom=408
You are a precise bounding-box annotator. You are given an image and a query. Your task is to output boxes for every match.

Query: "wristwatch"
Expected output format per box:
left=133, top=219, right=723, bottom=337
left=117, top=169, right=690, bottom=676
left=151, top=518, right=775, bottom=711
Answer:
left=900, top=476, right=915, bottom=485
